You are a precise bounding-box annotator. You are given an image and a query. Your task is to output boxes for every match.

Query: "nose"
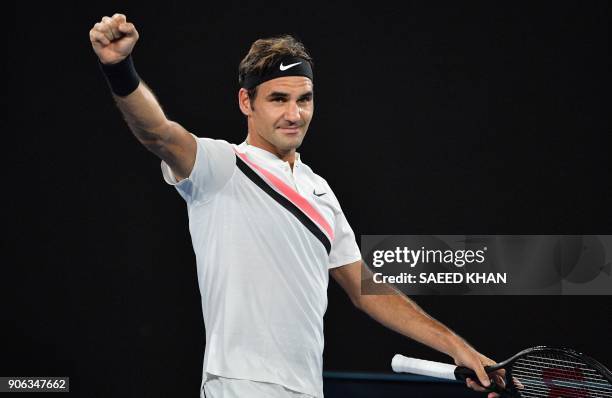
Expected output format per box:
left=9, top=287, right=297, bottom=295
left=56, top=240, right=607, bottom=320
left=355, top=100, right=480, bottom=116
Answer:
left=284, top=101, right=301, bottom=123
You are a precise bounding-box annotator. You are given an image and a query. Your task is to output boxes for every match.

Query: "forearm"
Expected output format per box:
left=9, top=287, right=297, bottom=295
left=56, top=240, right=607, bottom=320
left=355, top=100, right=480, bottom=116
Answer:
left=111, top=81, right=170, bottom=145
left=358, top=293, right=465, bottom=357
left=91, top=14, right=197, bottom=179
left=94, top=26, right=170, bottom=145
left=337, top=263, right=497, bottom=392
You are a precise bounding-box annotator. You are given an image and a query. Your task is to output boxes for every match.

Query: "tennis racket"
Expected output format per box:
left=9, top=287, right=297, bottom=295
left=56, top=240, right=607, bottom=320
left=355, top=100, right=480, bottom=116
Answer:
left=392, top=346, right=612, bottom=397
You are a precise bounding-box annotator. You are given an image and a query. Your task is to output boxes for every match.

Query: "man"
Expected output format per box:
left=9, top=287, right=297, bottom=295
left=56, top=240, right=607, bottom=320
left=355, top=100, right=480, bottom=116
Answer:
left=90, top=13, right=504, bottom=398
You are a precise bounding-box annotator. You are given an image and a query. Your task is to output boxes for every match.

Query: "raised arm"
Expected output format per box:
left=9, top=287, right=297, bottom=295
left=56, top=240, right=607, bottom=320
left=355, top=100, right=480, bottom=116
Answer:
left=89, top=13, right=196, bottom=180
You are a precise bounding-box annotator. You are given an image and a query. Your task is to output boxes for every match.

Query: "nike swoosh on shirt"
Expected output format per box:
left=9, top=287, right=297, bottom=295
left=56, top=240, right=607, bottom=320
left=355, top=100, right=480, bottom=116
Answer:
left=280, top=62, right=302, bottom=71
left=313, top=190, right=327, bottom=197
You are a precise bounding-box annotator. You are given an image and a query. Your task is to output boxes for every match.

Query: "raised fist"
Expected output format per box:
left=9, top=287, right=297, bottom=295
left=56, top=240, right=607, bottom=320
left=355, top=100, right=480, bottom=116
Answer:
left=89, top=13, right=139, bottom=65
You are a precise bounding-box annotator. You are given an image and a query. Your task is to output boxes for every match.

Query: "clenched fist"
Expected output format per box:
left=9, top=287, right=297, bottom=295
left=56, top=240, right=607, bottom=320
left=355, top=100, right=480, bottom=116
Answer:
left=89, top=13, right=139, bottom=65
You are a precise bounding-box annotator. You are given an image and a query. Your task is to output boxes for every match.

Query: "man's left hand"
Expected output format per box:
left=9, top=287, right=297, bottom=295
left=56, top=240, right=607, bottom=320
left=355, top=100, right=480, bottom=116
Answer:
left=452, top=343, right=506, bottom=398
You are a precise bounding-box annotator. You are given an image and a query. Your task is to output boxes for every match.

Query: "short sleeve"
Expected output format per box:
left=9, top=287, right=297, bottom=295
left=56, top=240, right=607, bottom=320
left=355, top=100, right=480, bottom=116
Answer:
left=160, top=136, right=236, bottom=204
left=328, top=211, right=362, bottom=269
left=324, top=182, right=361, bottom=269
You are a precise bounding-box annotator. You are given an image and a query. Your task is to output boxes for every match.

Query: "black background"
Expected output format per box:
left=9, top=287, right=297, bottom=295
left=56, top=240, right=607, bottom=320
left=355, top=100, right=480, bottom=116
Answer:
left=6, top=1, right=611, bottom=397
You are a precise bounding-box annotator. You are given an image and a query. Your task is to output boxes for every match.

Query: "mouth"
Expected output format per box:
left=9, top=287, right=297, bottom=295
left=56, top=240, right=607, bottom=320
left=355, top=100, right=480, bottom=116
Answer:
left=277, top=126, right=301, bottom=134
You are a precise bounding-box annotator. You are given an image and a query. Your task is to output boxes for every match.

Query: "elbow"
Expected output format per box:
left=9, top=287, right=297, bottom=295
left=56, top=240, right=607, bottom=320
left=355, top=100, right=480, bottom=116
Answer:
left=350, top=294, right=364, bottom=311
left=352, top=294, right=381, bottom=315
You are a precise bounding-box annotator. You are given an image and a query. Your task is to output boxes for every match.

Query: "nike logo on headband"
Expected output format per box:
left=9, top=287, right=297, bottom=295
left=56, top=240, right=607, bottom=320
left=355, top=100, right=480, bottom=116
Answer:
left=280, top=62, right=302, bottom=71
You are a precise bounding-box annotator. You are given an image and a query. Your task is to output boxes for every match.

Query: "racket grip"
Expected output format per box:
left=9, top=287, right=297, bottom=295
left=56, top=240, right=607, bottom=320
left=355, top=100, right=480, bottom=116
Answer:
left=455, top=365, right=505, bottom=395
left=454, top=365, right=498, bottom=382
left=391, top=355, right=458, bottom=380
left=454, top=366, right=478, bottom=382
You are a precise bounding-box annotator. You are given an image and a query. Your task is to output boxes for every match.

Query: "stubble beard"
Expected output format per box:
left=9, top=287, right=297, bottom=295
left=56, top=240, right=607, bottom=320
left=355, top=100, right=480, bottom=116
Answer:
left=274, top=129, right=306, bottom=153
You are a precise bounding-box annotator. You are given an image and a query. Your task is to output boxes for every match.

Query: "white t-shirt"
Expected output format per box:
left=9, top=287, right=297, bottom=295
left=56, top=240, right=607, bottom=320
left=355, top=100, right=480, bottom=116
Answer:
left=161, top=137, right=361, bottom=398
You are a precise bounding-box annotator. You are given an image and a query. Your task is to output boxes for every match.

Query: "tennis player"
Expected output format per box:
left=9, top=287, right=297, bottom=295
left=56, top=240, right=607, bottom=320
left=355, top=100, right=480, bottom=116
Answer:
left=90, top=13, right=504, bottom=398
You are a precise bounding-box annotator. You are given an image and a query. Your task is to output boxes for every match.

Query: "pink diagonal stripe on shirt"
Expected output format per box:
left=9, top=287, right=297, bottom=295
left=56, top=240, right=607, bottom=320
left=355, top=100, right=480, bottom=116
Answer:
left=234, top=149, right=334, bottom=241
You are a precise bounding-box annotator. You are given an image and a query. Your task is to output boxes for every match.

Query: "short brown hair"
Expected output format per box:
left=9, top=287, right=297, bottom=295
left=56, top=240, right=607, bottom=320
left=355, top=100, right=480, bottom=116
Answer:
left=238, top=35, right=314, bottom=103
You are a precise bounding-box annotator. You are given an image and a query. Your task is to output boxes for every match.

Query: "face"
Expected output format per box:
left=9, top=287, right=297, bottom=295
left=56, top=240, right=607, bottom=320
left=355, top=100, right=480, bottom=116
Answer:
left=239, top=76, right=314, bottom=157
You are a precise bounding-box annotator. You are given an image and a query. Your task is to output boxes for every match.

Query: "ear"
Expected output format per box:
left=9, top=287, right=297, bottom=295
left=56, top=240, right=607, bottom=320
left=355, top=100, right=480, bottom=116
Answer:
left=238, top=88, right=252, bottom=116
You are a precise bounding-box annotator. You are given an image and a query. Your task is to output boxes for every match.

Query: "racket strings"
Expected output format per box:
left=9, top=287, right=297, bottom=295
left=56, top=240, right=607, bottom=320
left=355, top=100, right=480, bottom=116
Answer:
left=509, top=351, right=612, bottom=398
left=511, top=370, right=610, bottom=392
left=510, top=376, right=610, bottom=397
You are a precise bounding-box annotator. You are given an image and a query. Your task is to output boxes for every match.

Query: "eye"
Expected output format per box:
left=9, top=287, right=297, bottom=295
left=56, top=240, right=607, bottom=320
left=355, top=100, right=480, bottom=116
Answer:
left=272, top=97, right=286, bottom=103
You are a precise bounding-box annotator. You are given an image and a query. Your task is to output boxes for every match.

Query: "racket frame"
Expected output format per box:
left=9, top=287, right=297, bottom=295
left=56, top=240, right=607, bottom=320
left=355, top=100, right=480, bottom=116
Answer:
left=454, top=346, right=612, bottom=397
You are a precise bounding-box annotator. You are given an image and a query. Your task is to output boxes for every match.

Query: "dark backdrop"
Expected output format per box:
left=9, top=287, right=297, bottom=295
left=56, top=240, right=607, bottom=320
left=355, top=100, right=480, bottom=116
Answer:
left=6, top=1, right=611, bottom=397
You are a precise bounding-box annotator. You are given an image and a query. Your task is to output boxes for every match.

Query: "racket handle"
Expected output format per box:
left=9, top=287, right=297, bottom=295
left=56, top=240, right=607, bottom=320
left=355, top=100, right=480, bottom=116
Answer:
left=391, top=354, right=457, bottom=380
left=456, top=366, right=507, bottom=396
left=454, top=366, right=478, bottom=382
left=392, top=355, right=505, bottom=395
left=454, top=364, right=499, bottom=382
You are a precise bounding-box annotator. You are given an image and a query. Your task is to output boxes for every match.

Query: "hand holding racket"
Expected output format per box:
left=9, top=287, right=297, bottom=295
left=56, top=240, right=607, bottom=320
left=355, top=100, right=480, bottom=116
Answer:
left=392, top=346, right=612, bottom=397
left=451, top=347, right=507, bottom=397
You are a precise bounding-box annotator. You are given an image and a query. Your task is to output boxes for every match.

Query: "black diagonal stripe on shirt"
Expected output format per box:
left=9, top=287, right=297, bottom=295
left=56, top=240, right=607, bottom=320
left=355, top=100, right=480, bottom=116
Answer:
left=235, top=155, right=332, bottom=255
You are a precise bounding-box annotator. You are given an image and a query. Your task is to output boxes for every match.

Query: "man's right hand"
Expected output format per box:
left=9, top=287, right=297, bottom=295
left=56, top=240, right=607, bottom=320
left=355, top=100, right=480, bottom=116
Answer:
left=89, top=13, right=139, bottom=65
left=91, top=13, right=196, bottom=180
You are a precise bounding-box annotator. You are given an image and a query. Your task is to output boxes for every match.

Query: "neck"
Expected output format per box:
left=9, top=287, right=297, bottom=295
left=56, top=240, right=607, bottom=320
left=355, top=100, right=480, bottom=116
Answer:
left=246, top=133, right=296, bottom=168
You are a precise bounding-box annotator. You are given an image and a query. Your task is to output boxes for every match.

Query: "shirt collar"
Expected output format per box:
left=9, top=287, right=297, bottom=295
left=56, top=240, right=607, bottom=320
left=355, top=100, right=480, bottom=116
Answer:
left=239, top=140, right=302, bottom=166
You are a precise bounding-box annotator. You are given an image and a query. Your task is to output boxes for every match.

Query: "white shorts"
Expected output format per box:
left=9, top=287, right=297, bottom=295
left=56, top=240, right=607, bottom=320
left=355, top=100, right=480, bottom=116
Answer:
left=201, top=373, right=316, bottom=398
